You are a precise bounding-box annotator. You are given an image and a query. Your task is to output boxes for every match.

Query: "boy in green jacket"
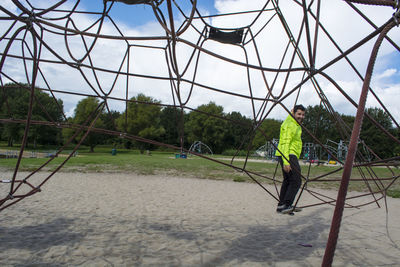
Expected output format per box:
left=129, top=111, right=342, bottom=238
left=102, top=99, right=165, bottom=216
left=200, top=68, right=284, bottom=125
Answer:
left=275, top=104, right=305, bottom=214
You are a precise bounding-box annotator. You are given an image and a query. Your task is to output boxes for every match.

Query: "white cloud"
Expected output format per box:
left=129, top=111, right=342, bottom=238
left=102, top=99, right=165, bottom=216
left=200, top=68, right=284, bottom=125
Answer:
left=374, top=68, right=397, bottom=80
left=1, top=0, right=399, bottom=124
left=0, top=0, right=17, bottom=12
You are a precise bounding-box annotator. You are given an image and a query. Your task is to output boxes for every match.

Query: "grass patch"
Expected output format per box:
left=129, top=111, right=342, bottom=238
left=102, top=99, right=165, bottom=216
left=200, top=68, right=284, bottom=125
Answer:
left=387, top=190, right=400, bottom=198
left=0, top=148, right=398, bottom=193
left=233, top=176, right=246, bottom=182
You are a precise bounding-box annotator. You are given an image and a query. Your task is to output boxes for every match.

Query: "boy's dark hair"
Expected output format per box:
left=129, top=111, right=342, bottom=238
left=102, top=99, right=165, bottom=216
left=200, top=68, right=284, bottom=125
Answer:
left=293, top=104, right=305, bottom=113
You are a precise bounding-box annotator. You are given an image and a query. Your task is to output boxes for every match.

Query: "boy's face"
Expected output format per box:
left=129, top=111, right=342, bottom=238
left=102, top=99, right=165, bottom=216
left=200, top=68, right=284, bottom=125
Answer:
left=294, top=109, right=305, bottom=123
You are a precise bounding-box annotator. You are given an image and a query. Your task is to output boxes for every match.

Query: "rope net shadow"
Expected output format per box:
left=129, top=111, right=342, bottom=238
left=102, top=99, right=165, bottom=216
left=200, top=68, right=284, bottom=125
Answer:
left=0, top=1, right=400, bottom=262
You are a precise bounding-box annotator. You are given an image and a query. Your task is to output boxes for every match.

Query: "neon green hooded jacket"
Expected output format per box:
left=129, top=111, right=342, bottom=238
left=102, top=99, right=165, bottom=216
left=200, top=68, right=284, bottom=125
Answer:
left=275, top=114, right=302, bottom=165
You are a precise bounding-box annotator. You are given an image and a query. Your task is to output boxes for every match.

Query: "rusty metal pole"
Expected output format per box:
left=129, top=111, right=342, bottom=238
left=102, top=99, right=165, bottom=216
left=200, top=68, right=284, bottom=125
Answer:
left=321, top=20, right=395, bottom=267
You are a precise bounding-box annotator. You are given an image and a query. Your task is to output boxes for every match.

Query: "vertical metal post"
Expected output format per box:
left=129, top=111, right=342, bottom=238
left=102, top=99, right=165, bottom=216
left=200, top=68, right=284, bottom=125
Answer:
left=322, top=20, right=394, bottom=267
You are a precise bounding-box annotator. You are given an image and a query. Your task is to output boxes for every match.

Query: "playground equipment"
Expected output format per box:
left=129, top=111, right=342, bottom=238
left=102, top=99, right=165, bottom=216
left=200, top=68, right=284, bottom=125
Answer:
left=188, top=141, right=213, bottom=155
left=303, top=142, right=321, bottom=162
left=255, top=138, right=279, bottom=159
left=325, top=140, right=348, bottom=162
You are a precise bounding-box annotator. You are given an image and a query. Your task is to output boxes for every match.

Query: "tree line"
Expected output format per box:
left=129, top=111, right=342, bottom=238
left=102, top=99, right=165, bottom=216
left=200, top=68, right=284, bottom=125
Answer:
left=1, top=84, right=398, bottom=159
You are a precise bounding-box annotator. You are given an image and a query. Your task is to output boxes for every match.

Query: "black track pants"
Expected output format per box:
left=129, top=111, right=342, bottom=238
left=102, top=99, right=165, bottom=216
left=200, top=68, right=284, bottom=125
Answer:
left=277, top=155, right=302, bottom=206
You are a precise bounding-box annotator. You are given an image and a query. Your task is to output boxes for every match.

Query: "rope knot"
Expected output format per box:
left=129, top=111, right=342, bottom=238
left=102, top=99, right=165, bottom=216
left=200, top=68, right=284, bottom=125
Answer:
left=393, top=0, right=400, bottom=26
left=23, top=13, right=36, bottom=29
left=309, top=66, right=317, bottom=75
left=74, top=59, right=83, bottom=68
left=393, top=10, right=400, bottom=26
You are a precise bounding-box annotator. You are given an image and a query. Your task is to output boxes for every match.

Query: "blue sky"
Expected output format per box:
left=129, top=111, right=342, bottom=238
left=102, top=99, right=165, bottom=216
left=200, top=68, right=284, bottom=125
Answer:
left=79, top=0, right=219, bottom=28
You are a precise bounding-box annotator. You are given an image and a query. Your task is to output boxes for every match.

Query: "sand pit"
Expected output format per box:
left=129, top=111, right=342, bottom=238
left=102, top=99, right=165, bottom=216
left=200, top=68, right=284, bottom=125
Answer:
left=1, top=172, right=399, bottom=266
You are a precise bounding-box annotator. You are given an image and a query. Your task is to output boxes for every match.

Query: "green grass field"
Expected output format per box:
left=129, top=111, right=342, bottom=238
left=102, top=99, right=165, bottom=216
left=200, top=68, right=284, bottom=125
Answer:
left=0, top=146, right=399, bottom=197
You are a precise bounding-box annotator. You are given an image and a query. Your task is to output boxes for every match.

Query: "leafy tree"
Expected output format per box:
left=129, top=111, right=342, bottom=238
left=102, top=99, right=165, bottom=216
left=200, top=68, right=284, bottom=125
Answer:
left=302, top=105, right=342, bottom=144
left=185, top=102, right=227, bottom=154
left=100, top=109, right=121, bottom=145
left=116, top=94, right=165, bottom=152
left=29, top=92, right=64, bottom=147
left=394, top=128, right=400, bottom=157
left=223, top=111, right=253, bottom=150
left=0, top=85, right=25, bottom=146
left=339, top=114, right=354, bottom=136
left=62, top=97, right=105, bottom=152
left=0, top=83, right=64, bottom=147
left=160, top=106, right=182, bottom=147
left=252, top=118, right=281, bottom=149
left=1, top=123, right=22, bottom=147
left=361, top=107, right=396, bottom=159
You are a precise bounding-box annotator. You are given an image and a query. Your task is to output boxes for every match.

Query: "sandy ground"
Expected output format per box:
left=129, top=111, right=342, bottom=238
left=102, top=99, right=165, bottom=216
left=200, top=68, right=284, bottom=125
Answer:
left=1, top=172, right=400, bottom=266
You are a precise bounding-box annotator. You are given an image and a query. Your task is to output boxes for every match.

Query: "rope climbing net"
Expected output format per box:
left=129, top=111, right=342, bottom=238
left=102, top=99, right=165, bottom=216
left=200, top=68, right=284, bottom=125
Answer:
left=1, top=0, right=400, bottom=264
left=0, top=0, right=399, bottom=224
